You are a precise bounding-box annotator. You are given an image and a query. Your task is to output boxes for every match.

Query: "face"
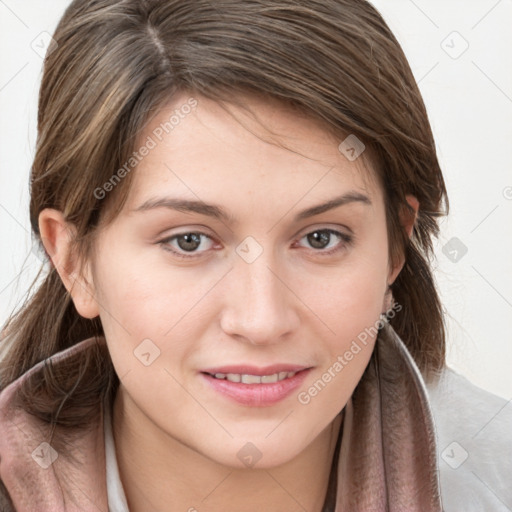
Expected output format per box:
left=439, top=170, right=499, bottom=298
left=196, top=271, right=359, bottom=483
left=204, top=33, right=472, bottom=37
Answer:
left=83, top=92, right=398, bottom=468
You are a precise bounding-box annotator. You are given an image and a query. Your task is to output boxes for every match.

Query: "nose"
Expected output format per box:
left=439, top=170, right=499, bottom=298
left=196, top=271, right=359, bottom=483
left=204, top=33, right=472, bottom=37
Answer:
left=219, top=252, right=300, bottom=346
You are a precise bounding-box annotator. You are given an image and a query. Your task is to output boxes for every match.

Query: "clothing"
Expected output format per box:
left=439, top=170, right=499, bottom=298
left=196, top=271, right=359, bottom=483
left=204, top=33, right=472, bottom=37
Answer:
left=425, top=365, right=512, bottom=511
left=0, top=323, right=510, bottom=511
left=104, top=405, right=129, bottom=512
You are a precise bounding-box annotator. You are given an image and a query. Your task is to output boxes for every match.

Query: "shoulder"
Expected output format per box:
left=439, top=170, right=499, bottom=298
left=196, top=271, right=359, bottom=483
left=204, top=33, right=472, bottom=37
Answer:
left=0, top=336, right=103, bottom=420
left=425, top=366, right=512, bottom=512
left=0, top=337, right=108, bottom=510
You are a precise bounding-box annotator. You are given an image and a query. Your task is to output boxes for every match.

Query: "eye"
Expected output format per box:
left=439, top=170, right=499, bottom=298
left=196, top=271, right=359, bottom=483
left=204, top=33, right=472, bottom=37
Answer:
left=159, top=231, right=215, bottom=259
left=296, top=228, right=353, bottom=255
left=159, top=228, right=353, bottom=260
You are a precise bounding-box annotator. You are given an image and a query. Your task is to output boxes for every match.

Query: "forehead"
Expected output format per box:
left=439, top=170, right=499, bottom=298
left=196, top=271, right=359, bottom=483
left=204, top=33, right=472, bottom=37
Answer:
left=124, top=92, right=381, bottom=213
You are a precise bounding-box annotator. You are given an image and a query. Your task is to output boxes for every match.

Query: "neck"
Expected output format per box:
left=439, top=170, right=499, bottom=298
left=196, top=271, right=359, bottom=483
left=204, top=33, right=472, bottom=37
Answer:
left=112, top=387, right=343, bottom=512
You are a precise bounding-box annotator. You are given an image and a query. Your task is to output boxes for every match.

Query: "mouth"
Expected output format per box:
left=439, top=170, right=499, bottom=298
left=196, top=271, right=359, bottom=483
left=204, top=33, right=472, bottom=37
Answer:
left=204, top=370, right=300, bottom=384
left=199, top=366, right=312, bottom=407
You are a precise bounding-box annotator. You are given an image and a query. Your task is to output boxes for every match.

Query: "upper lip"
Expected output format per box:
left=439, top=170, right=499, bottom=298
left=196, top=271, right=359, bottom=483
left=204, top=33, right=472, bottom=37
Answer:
left=201, top=364, right=311, bottom=376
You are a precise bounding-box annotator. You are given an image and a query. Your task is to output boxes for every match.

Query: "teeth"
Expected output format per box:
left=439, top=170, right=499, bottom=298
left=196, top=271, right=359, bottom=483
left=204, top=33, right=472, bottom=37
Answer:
left=260, top=374, right=278, bottom=383
left=212, top=371, right=297, bottom=383
left=242, top=374, right=262, bottom=384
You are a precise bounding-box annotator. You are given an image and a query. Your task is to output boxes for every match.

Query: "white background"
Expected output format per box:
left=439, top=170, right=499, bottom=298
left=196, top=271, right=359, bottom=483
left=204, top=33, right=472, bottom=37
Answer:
left=0, top=0, right=511, bottom=399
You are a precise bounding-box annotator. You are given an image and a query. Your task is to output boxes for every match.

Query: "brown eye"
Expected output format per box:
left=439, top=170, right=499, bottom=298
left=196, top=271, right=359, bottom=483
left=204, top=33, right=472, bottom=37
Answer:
left=160, top=232, right=215, bottom=259
left=306, top=230, right=331, bottom=249
left=298, top=229, right=353, bottom=255
left=175, top=233, right=202, bottom=252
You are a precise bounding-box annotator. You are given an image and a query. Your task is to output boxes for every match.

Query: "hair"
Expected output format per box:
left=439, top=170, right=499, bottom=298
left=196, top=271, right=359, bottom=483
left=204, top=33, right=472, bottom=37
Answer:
left=1, top=0, right=448, bottom=436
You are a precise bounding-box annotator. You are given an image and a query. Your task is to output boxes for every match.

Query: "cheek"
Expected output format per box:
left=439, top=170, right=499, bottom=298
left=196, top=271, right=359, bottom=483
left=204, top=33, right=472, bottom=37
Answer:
left=92, top=250, right=216, bottom=375
left=314, top=269, right=383, bottom=370
left=297, top=278, right=384, bottom=416
left=304, top=249, right=388, bottom=336
left=93, top=247, right=194, bottom=332
left=297, top=236, right=388, bottom=394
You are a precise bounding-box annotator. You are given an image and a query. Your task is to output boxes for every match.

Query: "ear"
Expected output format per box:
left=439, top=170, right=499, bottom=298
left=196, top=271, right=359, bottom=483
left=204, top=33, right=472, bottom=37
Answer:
left=38, top=208, right=100, bottom=319
left=387, top=194, right=419, bottom=286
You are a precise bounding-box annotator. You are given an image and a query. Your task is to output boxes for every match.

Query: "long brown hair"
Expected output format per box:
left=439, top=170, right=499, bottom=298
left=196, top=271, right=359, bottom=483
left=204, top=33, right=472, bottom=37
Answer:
left=0, top=0, right=448, bottom=431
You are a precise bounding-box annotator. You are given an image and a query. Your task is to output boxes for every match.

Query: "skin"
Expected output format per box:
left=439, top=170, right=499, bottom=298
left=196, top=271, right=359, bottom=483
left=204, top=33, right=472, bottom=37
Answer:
left=40, top=92, right=418, bottom=511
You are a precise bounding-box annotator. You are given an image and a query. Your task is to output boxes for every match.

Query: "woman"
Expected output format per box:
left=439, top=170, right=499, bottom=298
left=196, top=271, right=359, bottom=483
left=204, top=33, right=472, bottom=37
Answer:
left=0, top=1, right=509, bottom=511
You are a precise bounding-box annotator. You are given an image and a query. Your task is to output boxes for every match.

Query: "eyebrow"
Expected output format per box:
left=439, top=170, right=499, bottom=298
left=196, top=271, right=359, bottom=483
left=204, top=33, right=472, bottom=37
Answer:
left=131, top=191, right=371, bottom=223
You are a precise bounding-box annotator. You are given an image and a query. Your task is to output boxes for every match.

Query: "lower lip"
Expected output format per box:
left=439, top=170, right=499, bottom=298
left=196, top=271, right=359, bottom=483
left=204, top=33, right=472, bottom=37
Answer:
left=200, top=369, right=311, bottom=407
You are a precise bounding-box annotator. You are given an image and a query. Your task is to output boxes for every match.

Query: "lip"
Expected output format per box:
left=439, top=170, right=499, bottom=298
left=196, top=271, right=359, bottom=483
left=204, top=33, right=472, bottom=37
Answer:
left=200, top=367, right=312, bottom=407
left=201, top=364, right=309, bottom=376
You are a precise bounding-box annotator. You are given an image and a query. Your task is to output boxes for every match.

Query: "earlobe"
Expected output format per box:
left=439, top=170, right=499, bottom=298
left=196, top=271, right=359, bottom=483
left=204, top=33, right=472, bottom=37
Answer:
left=38, top=208, right=100, bottom=319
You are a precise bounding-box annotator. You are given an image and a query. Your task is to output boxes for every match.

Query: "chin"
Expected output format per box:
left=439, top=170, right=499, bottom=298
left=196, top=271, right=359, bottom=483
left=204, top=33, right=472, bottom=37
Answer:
left=202, top=436, right=303, bottom=470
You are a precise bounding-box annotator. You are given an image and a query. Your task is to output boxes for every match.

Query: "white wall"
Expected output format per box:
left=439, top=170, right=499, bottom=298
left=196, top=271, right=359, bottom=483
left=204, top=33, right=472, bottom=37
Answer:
left=1, top=0, right=511, bottom=399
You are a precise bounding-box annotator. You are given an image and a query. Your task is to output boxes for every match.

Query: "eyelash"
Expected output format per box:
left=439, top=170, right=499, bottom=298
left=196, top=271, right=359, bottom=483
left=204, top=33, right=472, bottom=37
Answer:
left=158, top=228, right=353, bottom=260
